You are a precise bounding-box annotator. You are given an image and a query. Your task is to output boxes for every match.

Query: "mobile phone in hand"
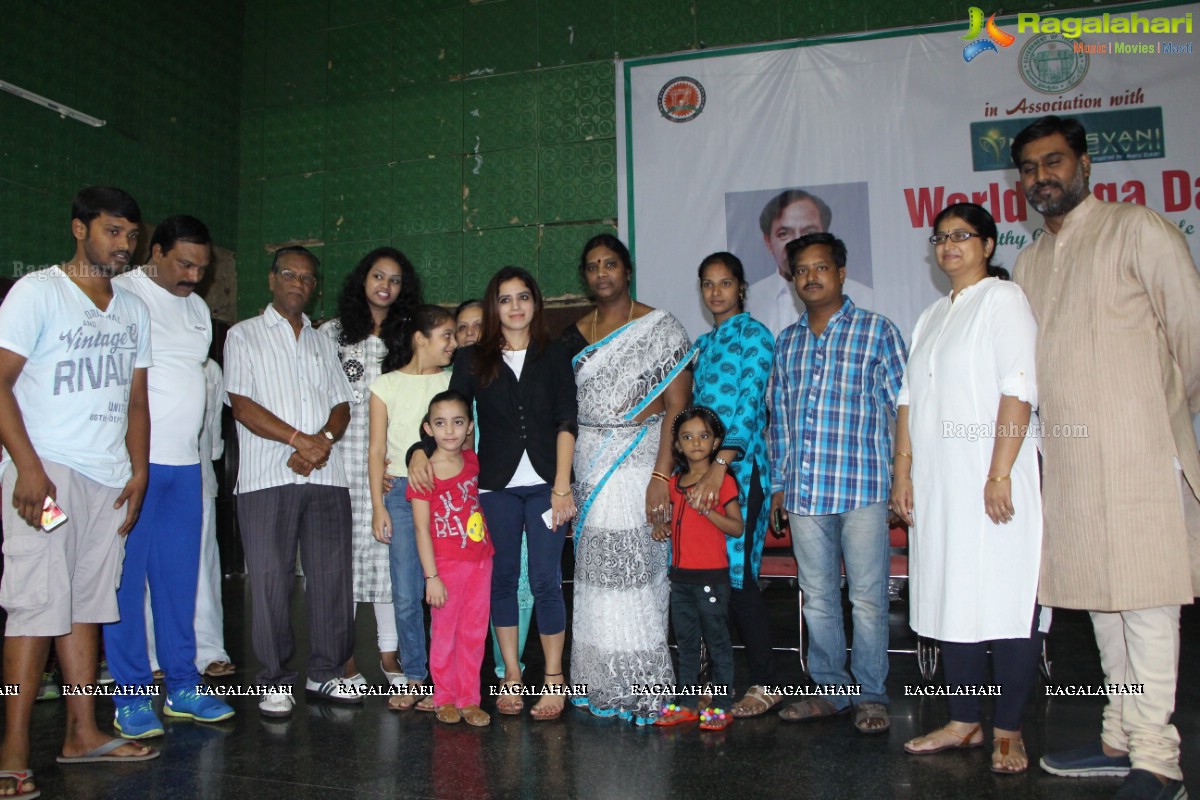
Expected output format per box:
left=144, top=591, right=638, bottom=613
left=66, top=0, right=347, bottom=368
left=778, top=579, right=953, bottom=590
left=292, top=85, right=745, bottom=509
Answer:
left=42, top=496, right=68, bottom=532
left=771, top=506, right=789, bottom=537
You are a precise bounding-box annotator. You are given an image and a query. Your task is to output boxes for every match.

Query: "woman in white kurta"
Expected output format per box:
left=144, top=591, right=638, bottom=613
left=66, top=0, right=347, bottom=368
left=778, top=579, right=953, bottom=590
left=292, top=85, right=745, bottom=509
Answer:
left=891, top=203, right=1044, bottom=775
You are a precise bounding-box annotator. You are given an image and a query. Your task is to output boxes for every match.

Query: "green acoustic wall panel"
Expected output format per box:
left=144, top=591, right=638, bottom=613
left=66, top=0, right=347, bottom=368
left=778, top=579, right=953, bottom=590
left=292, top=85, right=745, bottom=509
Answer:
left=399, top=231, right=464, bottom=303
left=261, top=173, right=326, bottom=244
left=262, top=103, right=328, bottom=177
left=396, top=8, right=465, bottom=85
left=264, top=30, right=329, bottom=106
left=394, top=157, right=463, bottom=236
left=329, top=22, right=399, bottom=98
left=399, top=0, right=468, bottom=14
left=394, top=83, right=464, bottom=161
left=464, top=0, right=539, bottom=76
left=697, top=0, right=781, bottom=48
left=463, top=148, right=539, bottom=231
left=238, top=182, right=265, bottom=255
left=537, top=63, right=616, bottom=146
left=331, top=0, right=395, bottom=26
left=462, top=226, right=539, bottom=297
left=268, top=0, right=328, bottom=37
left=465, top=74, right=538, bottom=154
left=538, top=222, right=617, bottom=298
left=538, top=141, right=617, bottom=223
left=325, top=165, right=394, bottom=242
left=241, top=110, right=266, bottom=181
left=537, top=0, right=616, bottom=67
left=781, top=0, right=865, bottom=38
left=614, top=0, right=695, bottom=58
left=327, top=93, right=395, bottom=171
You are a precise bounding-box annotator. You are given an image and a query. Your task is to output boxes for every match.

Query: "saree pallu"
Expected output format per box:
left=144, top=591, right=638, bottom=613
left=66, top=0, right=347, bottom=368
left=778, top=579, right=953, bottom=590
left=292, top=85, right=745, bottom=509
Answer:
left=569, top=310, right=693, bottom=724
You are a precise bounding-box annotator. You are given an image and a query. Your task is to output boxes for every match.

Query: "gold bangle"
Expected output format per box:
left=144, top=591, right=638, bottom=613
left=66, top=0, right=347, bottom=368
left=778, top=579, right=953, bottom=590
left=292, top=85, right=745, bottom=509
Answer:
left=551, top=488, right=572, bottom=497
left=894, top=451, right=912, bottom=459
left=987, top=475, right=1010, bottom=482
left=651, top=472, right=670, bottom=483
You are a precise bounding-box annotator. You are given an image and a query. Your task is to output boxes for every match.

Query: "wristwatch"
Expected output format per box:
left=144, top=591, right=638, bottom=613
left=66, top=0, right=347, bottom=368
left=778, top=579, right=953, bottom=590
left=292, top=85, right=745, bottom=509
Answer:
left=713, top=455, right=729, bottom=467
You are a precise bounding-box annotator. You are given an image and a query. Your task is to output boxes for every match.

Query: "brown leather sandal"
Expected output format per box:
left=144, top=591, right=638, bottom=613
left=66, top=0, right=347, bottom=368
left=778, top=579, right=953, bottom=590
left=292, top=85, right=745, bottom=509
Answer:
left=991, top=736, right=1029, bottom=773
left=435, top=704, right=461, bottom=724
left=904, top=723, right=984, bottom=754
left=459, top=705, right=491, bottom=727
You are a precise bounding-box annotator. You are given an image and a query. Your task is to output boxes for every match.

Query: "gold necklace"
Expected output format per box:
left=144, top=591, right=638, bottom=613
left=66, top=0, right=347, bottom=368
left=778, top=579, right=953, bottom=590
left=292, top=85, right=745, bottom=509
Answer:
left=591, top=298, right=635, bottom=342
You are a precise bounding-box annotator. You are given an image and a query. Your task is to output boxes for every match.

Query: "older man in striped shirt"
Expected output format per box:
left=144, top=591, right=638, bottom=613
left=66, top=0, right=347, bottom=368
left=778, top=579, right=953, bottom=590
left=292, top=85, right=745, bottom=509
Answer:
left=224, top=246, right=358, bottom=717
left=768, top=232, right=907, bottom=734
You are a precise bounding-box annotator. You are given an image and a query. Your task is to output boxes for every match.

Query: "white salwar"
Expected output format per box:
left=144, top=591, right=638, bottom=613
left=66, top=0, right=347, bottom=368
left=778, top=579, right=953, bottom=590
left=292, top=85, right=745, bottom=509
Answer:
left=901, top=278, right=1046, bottom=643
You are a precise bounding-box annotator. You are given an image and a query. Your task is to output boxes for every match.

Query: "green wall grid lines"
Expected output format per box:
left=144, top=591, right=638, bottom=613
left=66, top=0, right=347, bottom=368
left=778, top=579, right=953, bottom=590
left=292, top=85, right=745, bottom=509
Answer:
left=328, top=22, right=400, bottom=98
left=261, top=172, right=326, bottom=245
left=327, top=93, right=395, bottom=171
left=538, top=140, right=616, bottom=223
left=394, top=82, right=464, bottom=161
left=536, top=63, right=616, bottom=146
left=325, top=164, right=394, bottom=243
left=393, top=157, right=464, bottom=237
left=463, top=0, right=539, bottom=77
left=536, top=0, right=616, bottom=68
left=238, top=182, right=265, bottom=255
left=395, top=7, right=466, bottom=85
left=330, top=0, right=395, bottom=26
left=614, top=0, right=696, bottom=58
left=262, top=103, right=328, bottom=178
left=266, top=0, right=328, bottom=38
left=397, top=231, right=464, bottom=303
left=464, top=73, right=538, bottom=154
left=696, top=0, right=782, bottom=48
left=263, top=29, right=329, bottom=106
left=462, top=226, right=538, bottom=297
left=462, top=147, right=538, bottom=231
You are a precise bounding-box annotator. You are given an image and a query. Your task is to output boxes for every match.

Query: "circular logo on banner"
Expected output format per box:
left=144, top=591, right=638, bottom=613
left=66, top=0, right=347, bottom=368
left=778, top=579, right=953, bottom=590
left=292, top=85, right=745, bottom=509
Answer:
left=1019, top=33, right=1089, bottom=94
left=658, top=77, right=706, bottom=123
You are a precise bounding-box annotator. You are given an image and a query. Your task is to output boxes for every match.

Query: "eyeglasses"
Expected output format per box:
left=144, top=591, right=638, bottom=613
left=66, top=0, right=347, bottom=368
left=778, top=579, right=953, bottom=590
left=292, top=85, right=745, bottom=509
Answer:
left=275, top=268, right=318, bottom=286
left=929, top=231, right=983, bottom=245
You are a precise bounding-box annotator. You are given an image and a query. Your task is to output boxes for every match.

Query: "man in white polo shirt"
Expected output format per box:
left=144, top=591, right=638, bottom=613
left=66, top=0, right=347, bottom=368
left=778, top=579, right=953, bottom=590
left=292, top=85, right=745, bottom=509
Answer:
left=0, top=187, right=158, bottom=797
left=103, top=215, right=235, bottom=739
left=225, top=246, right=357, bottom=717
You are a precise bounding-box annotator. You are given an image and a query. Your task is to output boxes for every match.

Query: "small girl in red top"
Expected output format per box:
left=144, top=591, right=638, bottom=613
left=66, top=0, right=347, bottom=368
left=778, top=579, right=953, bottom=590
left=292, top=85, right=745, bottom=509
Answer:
left=653, top=406, right=743, bottom=731
left=408, top=390, right=495, bottom=726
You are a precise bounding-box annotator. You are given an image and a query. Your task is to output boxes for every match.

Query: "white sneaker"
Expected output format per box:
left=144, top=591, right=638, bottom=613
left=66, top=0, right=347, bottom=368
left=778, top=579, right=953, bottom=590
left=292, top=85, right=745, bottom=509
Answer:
left=259, top=688, right=295, bottom=718
left=305, top=677, right=364, bottom=704
left=345, top=673, right=368, bottom=688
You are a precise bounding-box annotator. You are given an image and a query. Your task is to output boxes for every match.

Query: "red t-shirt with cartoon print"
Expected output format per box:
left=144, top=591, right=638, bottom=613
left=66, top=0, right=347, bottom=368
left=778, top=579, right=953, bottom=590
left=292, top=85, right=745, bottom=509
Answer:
left=406, top=449, right=494, bottom=562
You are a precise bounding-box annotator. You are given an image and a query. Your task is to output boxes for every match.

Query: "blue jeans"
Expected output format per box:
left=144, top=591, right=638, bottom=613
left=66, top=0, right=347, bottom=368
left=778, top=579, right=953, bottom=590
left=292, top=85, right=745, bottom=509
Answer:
left=790, top=501, right=889, bottom=708
left=385, top=478, right=427, bottom=682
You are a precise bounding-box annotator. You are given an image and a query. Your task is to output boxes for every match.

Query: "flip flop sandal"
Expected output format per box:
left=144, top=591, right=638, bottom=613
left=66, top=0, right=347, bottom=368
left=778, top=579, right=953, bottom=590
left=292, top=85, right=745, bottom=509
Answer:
left=903, top=723, right=984, bottom=755
left=853, top=702, right=891, bottom=734
left=496, top=681, right=525, bottom=715
left=653, top=704, right=699, bottom=726
left=203, top=661, right=237, bottom=678
left=0, top=769, right=40, bottom=800
left=57, top=738, right=160, bottom=764
left=699, top=708, right=732, bottom=731
left=387, top=686, right=420, bottom=711
left=778, top=698, right=850, bottom=723
left=415, top=695, right=437, bottom=712
left=991, top=737, right=1029, bottom=774
left=731, top=686, right=782, bottom=718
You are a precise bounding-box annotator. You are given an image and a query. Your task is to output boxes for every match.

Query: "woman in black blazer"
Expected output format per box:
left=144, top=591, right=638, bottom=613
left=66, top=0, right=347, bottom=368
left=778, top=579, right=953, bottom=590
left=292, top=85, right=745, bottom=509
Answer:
left=422, top=266, right=577, bottom=719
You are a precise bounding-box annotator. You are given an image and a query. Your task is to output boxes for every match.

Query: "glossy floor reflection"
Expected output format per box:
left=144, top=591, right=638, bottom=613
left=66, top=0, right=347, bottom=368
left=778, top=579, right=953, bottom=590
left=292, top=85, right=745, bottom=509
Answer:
left=5, top=578, right=1197, bottom=800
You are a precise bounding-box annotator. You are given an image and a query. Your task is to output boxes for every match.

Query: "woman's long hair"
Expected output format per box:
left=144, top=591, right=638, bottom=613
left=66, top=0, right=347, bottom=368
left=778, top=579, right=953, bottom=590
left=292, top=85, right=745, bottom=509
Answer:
left=474, top=266, right=549, bottom=387
left=335, top=247, right=423, bottom=363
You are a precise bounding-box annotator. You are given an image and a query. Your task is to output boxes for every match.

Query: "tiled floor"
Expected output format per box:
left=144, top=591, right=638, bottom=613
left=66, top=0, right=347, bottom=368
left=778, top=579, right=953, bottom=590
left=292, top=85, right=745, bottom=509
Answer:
left=6, top=577, right=1197, bottom=800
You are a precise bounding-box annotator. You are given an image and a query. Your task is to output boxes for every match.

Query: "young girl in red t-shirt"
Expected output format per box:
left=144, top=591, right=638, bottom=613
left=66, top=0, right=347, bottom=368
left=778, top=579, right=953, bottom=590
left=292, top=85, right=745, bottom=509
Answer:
left=408, top=390, right=495, bottom=726
left=653, top=406, right=743, bottom=731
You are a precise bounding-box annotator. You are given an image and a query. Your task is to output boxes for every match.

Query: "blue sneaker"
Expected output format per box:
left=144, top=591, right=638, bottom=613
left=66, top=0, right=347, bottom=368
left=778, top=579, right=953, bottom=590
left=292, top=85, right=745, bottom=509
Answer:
left=164, top=688, right=235, bottom=723
left=114, top=699, right=165, bottom=739
left=1040, top=739, right=1132, bottom=778
left=1114, top=769, right=1188, bottom=800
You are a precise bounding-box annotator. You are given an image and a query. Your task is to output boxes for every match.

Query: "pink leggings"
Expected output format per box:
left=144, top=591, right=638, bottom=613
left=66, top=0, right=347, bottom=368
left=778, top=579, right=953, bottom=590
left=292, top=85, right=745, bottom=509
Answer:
left=431, top=557, right=493, bottom=707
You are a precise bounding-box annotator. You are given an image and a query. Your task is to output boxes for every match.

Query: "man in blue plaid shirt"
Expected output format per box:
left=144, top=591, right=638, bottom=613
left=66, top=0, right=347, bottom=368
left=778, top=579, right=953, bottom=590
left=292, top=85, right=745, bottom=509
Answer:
left=767, top=232, right=907, bottom=734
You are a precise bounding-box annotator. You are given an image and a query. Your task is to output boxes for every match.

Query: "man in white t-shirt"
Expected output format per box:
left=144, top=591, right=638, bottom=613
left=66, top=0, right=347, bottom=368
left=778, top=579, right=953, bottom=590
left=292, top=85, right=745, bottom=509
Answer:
left=225, top=246, right=356, bottom=717
left=103, top=216, right=234, bottom=739
left=0, top=187, right=158, bottom=794
left=745, top=189, right=875, bottom=337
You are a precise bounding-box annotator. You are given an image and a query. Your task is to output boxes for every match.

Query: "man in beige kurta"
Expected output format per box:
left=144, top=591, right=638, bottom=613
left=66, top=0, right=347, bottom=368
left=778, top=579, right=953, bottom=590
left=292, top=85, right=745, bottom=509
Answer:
left=1011, top=115, right=1200, bottom=799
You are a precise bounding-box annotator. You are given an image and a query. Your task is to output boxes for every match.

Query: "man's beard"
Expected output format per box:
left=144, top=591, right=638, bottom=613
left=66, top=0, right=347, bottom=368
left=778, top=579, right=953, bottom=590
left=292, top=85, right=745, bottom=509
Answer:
left=1026, top=165, right=1089, bottom=217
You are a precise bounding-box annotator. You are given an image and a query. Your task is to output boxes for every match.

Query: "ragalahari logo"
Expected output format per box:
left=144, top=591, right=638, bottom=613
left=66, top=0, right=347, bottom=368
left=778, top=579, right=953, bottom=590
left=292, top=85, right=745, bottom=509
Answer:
left=962, top=7, right=1015, bottom=62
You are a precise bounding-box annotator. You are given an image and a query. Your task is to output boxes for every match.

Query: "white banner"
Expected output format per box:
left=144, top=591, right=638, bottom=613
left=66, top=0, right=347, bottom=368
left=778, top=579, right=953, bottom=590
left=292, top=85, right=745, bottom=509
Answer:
left=618, top=2, right=1200, bottom=342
